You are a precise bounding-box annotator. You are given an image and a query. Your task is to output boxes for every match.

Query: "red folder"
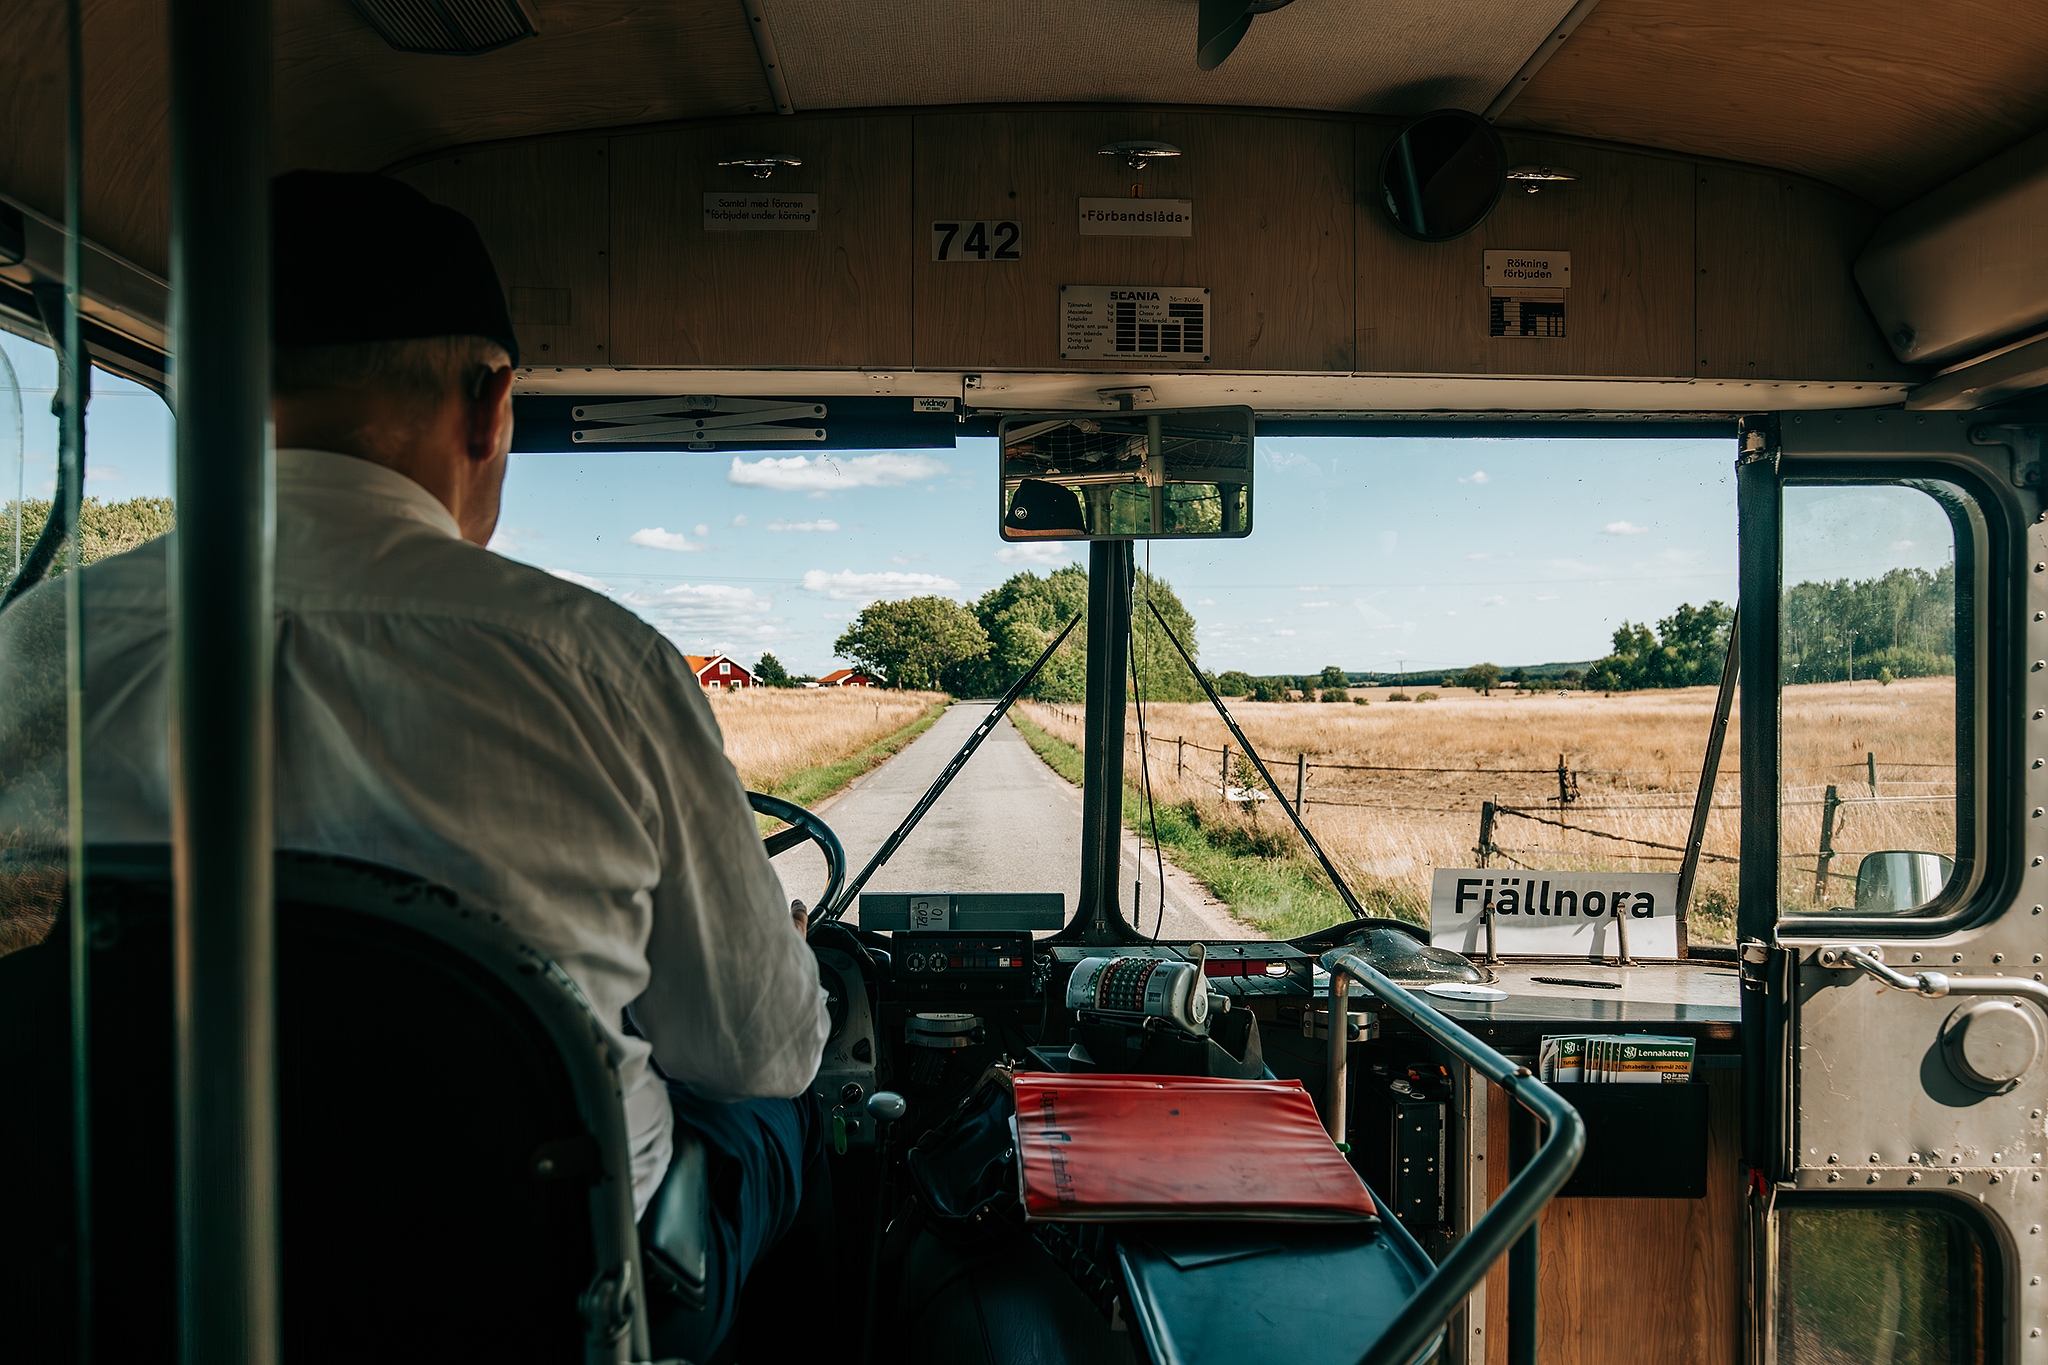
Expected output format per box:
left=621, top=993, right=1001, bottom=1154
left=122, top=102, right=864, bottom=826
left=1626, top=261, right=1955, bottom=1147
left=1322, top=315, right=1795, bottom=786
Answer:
left=1011, top=1074, right=1378, bottom=1223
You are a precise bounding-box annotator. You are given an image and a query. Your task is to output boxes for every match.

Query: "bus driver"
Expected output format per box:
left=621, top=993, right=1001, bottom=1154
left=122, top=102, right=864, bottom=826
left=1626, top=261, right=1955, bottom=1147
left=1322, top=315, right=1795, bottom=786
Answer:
left=0, top=171, right=830, bottom=1359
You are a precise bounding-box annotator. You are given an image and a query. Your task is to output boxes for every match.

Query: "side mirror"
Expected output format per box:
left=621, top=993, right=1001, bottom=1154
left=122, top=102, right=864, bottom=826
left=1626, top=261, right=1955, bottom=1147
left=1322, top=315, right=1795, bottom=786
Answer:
left=1853, top=851, right=1955, bottom=914
left=998, top=405, right=1253, bottom=542
left=1378, top=109, right=1506, bottom=243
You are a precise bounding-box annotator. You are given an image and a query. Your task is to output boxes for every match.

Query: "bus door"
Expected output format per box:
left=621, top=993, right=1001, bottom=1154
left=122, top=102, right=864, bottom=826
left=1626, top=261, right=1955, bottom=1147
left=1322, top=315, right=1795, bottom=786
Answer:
left=1747, top=409, right=2045, bottom=1363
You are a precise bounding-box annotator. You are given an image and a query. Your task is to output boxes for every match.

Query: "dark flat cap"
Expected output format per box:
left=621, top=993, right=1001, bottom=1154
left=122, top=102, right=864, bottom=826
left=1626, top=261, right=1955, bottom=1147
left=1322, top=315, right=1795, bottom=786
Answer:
left=1005, top=478, right=1089, bottom=538
left=273, top=170, right=519, bottom=365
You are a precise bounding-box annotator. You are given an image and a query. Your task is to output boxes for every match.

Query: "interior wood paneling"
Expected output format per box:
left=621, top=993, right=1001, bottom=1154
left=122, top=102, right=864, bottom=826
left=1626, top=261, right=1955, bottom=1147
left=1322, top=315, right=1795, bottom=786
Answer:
left=280, top=0, right=772, bottom=175
left=1483, top=1072, right=1743, bottom=1365
left=394, top=141, right=611, bottom=367
left=912, top=112, right=1352, bottom=374
left=1695, top=168, right=1919, bottom=385
left=2, top=0, right=172, bottom=277
left=1501, top=0, right=2048, bottom=209
left=607, top=116, right=913, bottom=369
left=1356, top=131, right=1695, bottom=379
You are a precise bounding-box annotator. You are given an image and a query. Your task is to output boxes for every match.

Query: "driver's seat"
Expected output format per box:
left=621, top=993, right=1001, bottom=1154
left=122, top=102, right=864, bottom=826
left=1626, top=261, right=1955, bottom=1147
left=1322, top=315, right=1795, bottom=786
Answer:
left=0, top=845, right=683, bottom=1364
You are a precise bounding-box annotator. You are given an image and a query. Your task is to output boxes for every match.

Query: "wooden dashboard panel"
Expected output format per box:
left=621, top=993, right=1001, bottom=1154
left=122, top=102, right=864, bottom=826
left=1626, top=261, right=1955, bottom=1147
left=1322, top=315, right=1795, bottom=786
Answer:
left=343, top=108, right=1920, bottom=387
left=608, top=116, right=914, bottom=370
left=912, top=111, right=1354, bottom=373
left=1356, top=129, right=1696, bottom=379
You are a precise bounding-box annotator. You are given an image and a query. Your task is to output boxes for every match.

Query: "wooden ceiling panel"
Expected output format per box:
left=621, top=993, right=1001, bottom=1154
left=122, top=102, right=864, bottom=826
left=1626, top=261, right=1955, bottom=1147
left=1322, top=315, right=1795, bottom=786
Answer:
left=1500, top=0, right=2048, bottom=208
left=1, top=0, right=173, bottom=278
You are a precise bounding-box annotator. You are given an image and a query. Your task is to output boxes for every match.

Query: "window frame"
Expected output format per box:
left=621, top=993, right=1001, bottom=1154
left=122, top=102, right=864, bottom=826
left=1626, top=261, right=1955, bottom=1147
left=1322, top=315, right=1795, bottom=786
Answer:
left=1772, top=458, right=2017, bottom=941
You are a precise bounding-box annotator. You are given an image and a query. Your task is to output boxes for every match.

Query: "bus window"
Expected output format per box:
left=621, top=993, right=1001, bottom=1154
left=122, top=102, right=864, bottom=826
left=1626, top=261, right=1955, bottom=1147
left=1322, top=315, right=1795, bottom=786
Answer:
left=1779, top=482, right=1965, bottom=916
left=1774, top=1203, right=1990, bottom=1365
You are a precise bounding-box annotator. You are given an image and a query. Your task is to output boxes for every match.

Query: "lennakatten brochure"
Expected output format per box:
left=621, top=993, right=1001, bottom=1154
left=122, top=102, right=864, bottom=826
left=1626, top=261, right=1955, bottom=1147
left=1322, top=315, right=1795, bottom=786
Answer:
left=1540, top=1034, right=1695, bottom=1083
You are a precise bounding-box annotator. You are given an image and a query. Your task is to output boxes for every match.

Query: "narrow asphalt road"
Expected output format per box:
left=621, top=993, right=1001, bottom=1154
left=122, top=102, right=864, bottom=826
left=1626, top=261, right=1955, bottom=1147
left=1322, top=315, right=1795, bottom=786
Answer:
left=772, top=703, right=1265, bottom=942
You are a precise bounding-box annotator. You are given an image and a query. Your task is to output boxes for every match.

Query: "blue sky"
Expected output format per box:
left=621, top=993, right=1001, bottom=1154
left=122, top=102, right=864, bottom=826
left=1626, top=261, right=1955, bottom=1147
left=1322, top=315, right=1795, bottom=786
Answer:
left=3, top=330, right=1748, bottom=677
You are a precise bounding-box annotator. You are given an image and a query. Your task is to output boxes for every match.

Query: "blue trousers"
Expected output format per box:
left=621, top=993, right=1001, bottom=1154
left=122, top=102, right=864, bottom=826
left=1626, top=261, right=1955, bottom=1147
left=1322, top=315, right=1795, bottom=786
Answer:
left=646, top=1082, right=828, bottom=1361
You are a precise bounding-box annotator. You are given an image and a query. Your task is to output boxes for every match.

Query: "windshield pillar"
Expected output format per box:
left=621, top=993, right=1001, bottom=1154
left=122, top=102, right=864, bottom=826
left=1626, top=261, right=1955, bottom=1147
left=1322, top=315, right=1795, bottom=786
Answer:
left=1074, top=539, right=1137, bottom=943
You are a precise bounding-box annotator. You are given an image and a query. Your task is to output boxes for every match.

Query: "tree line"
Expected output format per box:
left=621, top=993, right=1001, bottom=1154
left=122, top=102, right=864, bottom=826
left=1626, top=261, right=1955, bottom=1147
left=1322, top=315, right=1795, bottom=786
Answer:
left=830, top=563, right=1204, bottom=699
left=0, top=497, right=176, bottom=591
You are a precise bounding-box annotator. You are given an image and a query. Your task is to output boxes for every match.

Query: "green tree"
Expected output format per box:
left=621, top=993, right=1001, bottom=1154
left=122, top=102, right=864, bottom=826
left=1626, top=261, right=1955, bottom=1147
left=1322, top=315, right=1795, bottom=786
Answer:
left=1457, top=662, right=1502, bottom=695
left=1587, top=600, right=1736, bottom=691
left=834, top=596, right=990, bottom=690
left=1316, top=664, right=1348, bottom=690
left=939, top=563, right=1205, bottom=702
left=1216, top=670, right=1255, bottom=697
left=1509, top=666, right=1528, bottom=686
left=754, top=652, right=793, bottom=687
left=1, top=496, right=176, bottom=593
left=1250, top=678, right=1285, bottom=702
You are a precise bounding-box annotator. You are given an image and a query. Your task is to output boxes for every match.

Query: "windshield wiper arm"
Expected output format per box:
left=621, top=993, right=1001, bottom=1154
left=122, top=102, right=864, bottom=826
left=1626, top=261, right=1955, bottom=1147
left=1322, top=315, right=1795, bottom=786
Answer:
left=820, top=610, right=1083, bottom=922
left=1145, top=596, right=1367, bottom=921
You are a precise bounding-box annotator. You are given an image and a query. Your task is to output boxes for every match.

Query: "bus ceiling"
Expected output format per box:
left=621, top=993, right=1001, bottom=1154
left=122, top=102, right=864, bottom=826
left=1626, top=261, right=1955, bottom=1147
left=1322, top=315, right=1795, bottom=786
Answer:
left=3, top=1, right=2046, bottom=411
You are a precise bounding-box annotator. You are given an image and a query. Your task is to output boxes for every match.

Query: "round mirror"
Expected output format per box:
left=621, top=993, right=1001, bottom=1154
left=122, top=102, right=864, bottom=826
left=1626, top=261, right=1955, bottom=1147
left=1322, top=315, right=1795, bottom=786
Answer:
left=1377, top=109, right=1507, bottom=243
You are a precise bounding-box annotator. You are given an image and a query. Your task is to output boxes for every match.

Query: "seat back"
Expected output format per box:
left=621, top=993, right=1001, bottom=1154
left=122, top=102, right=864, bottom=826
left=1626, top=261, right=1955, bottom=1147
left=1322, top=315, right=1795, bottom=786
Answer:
left=0, top=846, right=651, bottom=1365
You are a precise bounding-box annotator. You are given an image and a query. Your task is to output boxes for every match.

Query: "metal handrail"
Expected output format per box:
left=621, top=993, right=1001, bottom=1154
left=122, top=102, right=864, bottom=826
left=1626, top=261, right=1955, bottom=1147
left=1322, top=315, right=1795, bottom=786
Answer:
left=1320, top=949, right=1586, bottom=1365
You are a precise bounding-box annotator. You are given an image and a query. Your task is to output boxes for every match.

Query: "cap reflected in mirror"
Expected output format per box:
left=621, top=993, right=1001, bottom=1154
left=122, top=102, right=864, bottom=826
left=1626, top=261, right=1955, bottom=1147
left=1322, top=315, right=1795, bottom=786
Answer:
left=997, top=406, right=1254, bottom=542
left=1005, top=479, right=1089, bottom=538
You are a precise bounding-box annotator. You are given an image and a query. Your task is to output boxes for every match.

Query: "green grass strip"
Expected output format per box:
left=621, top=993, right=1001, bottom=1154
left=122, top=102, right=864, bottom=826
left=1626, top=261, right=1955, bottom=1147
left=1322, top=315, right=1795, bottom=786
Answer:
left=761, top=701, right=950, bottom=819
left=1008, top=710, right=1425, bottom=938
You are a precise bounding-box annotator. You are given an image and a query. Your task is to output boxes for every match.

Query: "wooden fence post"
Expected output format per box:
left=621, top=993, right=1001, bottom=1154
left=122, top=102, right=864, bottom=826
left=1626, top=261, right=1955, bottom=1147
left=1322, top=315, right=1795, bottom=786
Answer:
left=1557, top=754, right=1570, bottom=807
left=1177, top=737, right=1185, bottom=778
left=1867, top=751, right=1878, bottom=797
left=1221, top=743, right=1232, bottom=799
left=1296, top=753, right=1307, bottom=810
left=1814, top=784, right=1841, bottom=902
left=1476, top=801, right=1498, bottom=868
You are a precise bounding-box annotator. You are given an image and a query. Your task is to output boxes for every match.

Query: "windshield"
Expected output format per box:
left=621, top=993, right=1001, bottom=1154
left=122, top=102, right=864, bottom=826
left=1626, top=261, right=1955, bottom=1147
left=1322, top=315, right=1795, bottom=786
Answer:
left=485, top=429, right=1742, bottom=945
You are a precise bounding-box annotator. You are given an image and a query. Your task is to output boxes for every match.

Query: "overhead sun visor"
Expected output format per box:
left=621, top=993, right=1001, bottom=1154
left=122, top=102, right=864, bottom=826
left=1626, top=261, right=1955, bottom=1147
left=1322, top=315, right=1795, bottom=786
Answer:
left=1857, top=127, right=2048, bottom=369
left=510, top=394, right=960, bottom=453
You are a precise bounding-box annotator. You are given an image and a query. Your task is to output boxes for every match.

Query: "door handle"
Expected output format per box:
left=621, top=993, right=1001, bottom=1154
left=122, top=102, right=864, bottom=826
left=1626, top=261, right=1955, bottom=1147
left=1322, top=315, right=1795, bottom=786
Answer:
left=1817, top=943, right=2048, bottom=1009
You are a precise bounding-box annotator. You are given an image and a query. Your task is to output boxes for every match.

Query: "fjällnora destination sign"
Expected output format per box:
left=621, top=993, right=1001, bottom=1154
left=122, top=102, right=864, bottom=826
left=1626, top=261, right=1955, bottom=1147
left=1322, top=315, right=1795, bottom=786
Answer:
left=1428, top=868, right=1680, bottom=958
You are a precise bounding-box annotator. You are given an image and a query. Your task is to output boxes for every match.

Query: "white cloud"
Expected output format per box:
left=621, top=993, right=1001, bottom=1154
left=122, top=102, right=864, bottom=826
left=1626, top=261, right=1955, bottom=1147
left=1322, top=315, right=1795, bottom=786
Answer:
left=1197, top=598, right=1217, bottom=606
left=1481, top=595, right=1508, bottom=607
left=614, top=581, right=786, bottom=648
left=1466, top=551, right=1513, bottom=561
left=1888, top=539, right=1916, bottom=551
left=766, top=519, right=841, bottom=533
left=1300, top=601, right=1332, bottom=609
left=891, top=552, right=926, bottom=565
left=548, top=568, right=610, bottom=592
left=996, top=541, right=1084, bottom=566
left=1378, top=530, right=1398, bottom=556
left=628, top=527, right=706, bottom=552
left=84, top=464, right=122, bottom=484
left=1603, top=520, right=1650, bottom=536
left=1458, top=471, right=1491, bottom=484
left=800, top=568, right=961, bottom=601
left=694, top=524, right=709, bottom=537
left=727, top=452, right=949, bottom=492
left=729, top=514, right=748, bottom=527
left=1295, top=584, right=1330, bottom=592
left=1533, top=593, right=1560, bottom=601
left=1272, top=628, right=1297, bottom=636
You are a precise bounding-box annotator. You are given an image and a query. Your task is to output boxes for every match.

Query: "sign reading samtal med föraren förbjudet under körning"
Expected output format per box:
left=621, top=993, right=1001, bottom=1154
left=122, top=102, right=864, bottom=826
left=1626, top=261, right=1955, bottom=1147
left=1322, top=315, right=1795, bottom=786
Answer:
left=1428, top=868, right=1680, bottom=958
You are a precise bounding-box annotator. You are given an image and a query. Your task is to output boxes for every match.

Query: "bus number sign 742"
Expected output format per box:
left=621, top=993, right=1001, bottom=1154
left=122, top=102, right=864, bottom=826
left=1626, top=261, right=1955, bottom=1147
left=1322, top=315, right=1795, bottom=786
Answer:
left=931, top=220, right=1022, bottom=262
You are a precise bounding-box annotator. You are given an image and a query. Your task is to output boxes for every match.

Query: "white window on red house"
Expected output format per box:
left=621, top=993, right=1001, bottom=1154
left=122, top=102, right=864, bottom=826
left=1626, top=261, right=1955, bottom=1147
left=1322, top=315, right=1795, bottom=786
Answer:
left=720, top=662, right=730, bottom=675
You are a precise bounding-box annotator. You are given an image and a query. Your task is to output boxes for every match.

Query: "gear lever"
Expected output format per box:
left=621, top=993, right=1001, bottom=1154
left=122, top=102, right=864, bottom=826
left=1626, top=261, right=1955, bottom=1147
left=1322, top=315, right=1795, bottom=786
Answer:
left=860, top=1091, right=908, bottom=1365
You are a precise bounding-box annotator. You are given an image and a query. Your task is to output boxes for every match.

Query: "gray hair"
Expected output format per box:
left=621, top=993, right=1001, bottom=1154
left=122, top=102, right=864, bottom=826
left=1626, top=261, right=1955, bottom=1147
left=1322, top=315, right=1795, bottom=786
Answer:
left=274, top=335, right=510, bottom=404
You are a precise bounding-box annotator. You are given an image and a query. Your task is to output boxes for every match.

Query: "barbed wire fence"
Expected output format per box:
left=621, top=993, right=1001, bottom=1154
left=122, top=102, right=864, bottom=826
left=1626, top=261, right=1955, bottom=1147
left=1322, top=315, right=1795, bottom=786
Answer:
left=1029, top=703, right=1954, bottom=891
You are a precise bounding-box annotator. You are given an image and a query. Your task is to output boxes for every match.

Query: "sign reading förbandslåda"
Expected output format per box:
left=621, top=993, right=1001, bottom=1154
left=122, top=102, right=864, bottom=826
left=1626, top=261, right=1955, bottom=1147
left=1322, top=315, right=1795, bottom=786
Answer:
left=1428, top=868, right=1680, bottom=959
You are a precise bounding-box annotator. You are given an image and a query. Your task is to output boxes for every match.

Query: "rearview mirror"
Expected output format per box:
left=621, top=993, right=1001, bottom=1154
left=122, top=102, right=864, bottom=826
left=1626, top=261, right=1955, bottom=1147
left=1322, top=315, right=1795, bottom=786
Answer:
left=998, top=406, right=1253, bottom=541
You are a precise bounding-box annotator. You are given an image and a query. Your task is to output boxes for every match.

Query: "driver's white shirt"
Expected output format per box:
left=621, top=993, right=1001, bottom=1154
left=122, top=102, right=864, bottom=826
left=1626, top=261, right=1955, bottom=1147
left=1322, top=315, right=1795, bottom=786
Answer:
left=0, top=448, right=828, bottom=1217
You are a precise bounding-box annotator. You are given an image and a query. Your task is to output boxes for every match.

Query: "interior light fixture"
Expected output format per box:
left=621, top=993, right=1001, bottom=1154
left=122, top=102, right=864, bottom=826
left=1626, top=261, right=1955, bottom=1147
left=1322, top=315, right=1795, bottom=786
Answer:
left=1505, top=165, right=1579, bottom=194
left=1097, top=142, right=1183, bottom=173
left=718, top=156, right=804, bottom=179
left=345, top=0, right=538, bottom=56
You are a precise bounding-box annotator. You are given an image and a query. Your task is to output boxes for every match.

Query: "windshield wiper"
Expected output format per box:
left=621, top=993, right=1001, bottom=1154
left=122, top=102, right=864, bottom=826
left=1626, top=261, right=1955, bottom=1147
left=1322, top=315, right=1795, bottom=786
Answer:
left=820, top=610, right=1082, bottom=921
left=1145, top=597, right=1367, bottom=922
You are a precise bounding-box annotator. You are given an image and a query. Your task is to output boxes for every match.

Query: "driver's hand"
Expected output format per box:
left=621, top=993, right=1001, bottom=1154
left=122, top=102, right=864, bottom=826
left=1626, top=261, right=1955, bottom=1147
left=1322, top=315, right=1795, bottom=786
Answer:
left=790, top=898, right=809, bottom=938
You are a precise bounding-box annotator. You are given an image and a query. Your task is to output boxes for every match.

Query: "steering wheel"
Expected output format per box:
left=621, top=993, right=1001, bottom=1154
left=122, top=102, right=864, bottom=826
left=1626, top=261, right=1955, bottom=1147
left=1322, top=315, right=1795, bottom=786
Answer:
left=747, top=791, right=847, bottom=925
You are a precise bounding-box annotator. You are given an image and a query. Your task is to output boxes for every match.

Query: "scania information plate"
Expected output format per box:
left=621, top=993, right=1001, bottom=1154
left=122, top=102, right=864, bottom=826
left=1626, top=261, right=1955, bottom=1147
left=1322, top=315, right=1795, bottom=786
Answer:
left=1059, top=285, right=1210, bottom=362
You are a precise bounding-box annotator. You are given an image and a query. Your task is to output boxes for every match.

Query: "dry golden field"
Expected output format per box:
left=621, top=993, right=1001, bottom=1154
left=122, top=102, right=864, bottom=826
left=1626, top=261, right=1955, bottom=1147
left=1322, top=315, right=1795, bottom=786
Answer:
left=707, top=686, right=946, bottom=794
left=1021, top=677, right=1958, bottom=941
